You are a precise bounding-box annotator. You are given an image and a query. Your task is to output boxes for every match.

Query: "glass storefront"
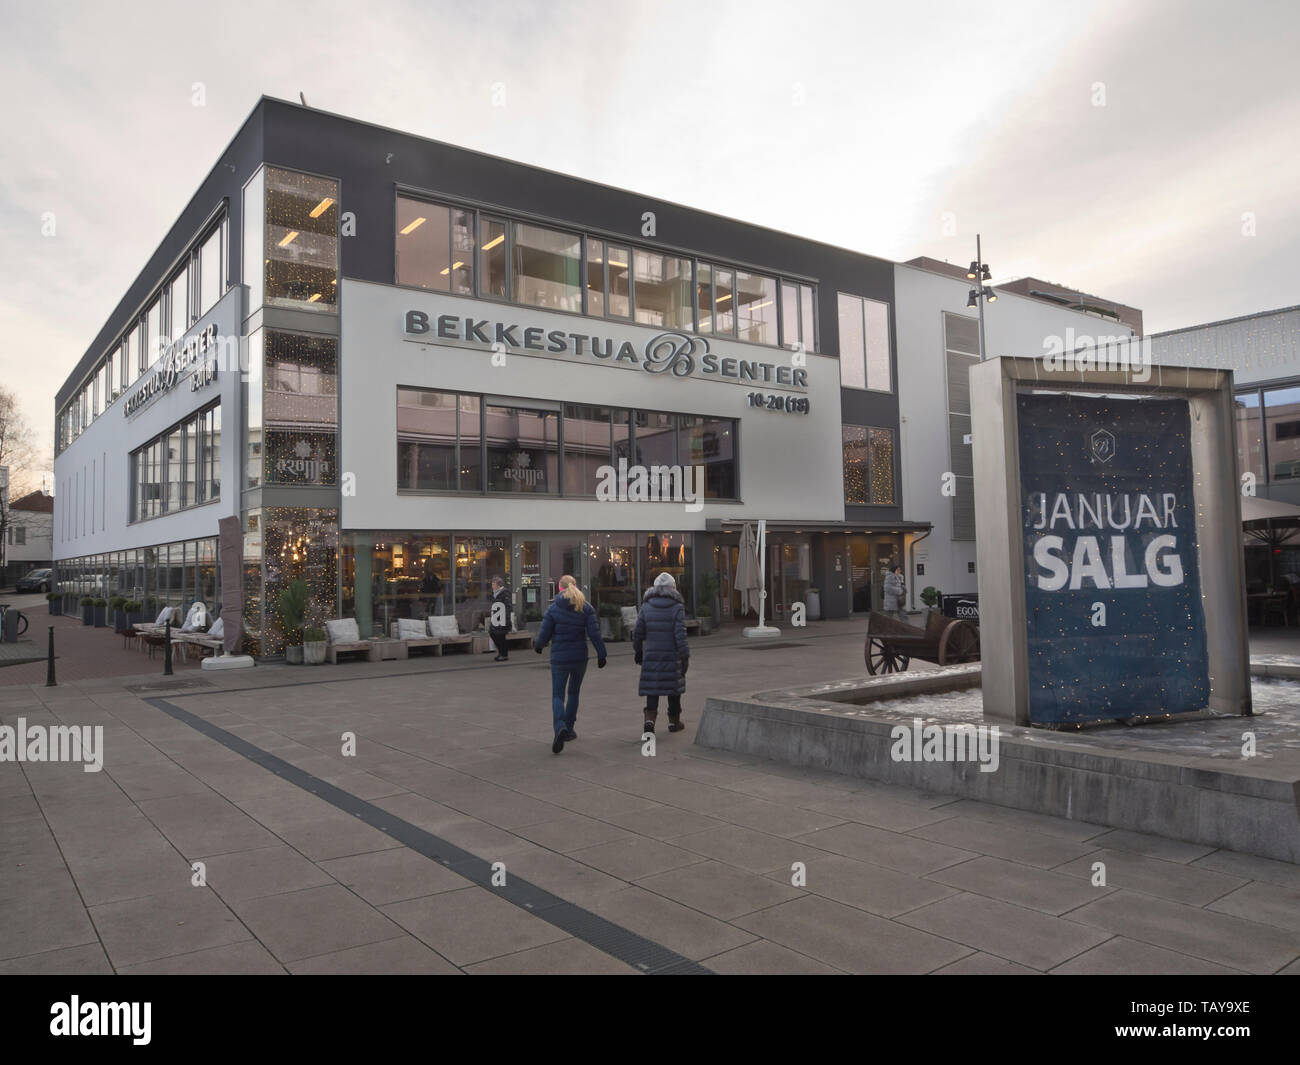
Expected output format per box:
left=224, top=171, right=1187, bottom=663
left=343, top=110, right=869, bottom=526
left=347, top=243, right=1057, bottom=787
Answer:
left=55, top=537, right=220, bottom=617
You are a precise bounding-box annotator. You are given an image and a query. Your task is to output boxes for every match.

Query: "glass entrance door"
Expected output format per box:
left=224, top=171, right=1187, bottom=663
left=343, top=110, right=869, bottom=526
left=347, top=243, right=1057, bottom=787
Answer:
left=512, top=536, right=587, bottom=631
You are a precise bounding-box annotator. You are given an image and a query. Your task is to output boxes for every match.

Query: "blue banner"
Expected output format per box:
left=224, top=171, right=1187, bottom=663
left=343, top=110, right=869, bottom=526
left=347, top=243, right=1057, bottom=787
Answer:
left=1017, top=394, right=1208, bottom=723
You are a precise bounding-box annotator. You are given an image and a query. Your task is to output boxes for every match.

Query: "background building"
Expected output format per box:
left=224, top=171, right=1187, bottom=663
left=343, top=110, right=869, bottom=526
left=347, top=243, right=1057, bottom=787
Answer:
left=894, top=260, right=1138, bottom=605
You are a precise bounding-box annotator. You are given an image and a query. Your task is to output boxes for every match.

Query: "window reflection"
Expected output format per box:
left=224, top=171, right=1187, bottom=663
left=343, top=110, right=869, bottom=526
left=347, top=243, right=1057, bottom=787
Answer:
left=511, top=222, right=581, bottom=311
left=265, top=168, right=338, bottom=310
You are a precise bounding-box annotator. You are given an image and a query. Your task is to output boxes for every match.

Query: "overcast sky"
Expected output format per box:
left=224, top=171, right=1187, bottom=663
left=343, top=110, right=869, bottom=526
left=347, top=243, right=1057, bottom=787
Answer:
left=2, top=0, right=1297, bottom=487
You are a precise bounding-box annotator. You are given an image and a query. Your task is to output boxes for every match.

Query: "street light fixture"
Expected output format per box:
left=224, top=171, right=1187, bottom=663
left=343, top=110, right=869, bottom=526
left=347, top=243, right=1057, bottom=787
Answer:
left=969, top=234, right=995, bottom=360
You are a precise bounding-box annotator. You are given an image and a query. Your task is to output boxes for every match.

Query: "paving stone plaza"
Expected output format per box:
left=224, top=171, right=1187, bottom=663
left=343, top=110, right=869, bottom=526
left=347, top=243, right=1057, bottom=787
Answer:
left=3, top=619, right=1297, bottom=976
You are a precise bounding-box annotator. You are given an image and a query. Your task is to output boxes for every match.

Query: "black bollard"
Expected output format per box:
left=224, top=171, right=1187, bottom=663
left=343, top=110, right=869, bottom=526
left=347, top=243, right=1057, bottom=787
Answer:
left=163, top=617, right=173, bottom=676
left=45, top=625, right=56, bottom=687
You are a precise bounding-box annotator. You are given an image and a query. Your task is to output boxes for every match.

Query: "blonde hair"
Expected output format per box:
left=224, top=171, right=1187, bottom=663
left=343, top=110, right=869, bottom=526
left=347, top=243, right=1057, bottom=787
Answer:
left=558, top=574, right=586, bottom=611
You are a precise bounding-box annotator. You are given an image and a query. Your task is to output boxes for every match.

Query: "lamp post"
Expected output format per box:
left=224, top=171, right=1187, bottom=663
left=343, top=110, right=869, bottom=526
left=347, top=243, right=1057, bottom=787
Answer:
left=966, top=234, right=997, bottom=361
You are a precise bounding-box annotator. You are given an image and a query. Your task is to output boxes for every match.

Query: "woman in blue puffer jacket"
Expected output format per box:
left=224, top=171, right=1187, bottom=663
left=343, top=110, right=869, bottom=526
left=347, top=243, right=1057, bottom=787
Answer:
left=534, top=575, right=607, bottom=754
left=633, top=571, right=690, bottom=735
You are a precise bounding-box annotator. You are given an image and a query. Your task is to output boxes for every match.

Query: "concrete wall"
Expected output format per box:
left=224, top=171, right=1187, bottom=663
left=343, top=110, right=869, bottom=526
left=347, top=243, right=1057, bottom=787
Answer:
left=894, top=264, right=1136, bottom=599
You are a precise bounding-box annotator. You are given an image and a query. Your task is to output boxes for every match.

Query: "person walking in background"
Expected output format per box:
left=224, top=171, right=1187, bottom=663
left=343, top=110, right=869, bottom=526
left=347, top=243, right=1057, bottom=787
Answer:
left=534, top=574, right=607, bottom=754
left=884, top=565, right=906, bottom=619
left=633, top=571, right=689, bottom=735
left=488, top=575, right=513, bottom=661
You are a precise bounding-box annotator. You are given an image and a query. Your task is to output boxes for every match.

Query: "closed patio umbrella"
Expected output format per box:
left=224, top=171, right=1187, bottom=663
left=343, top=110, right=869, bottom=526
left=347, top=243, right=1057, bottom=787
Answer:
left=735, top=522, right=761, bottom=616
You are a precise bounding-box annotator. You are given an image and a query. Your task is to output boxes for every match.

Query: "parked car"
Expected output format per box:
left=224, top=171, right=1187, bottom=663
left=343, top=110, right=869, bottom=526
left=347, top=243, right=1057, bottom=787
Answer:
left=15, top=568, right=53, bottom=593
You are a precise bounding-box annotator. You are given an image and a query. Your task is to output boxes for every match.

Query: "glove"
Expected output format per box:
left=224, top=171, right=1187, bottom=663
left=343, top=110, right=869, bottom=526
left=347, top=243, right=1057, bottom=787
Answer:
left=681, top=658, right=689, bottom=675
left=597, top=658, right=607, bottom=669
left=634, top=651, right=643, bottom=665
left=534, top=645, right=543, bottom=654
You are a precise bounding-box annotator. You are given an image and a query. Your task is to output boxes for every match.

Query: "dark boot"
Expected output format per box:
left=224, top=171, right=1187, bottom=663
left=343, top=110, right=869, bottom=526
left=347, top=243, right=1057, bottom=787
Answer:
left=668, top=715, right=684, bottom=732
left=643, top=708, right=657, bottom=734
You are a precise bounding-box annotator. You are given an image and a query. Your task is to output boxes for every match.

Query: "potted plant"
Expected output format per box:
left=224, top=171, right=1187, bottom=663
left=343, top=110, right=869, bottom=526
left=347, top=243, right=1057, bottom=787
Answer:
left=920, top=586, right=943, bottom=616
left=597, top=601, right=621, bottom=641
left=80, top=596, right=94, bottom=625
left=110, top=596, right=127, bottom=629
left=47, top=591, right=62, bottom=616
left=123, top=600, right=144, bottom=628
left=302, top=626, right=327, bottom=665
left=697, top=604, right=714, bottom=635
left=278, top=578, right=309, bottom=664
left=697, top=568, right=720, bottom=621
left=91, top=598, right=108, bottom=627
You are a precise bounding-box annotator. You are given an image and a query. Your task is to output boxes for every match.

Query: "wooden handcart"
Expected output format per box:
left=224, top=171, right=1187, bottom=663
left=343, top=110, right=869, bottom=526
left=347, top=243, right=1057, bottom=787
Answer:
left=863, top=611, right=980, bottom=675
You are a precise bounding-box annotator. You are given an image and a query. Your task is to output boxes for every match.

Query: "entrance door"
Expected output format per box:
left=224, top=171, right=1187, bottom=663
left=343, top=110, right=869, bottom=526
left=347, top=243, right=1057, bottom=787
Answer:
left=512, top=536, right=587, bottom=630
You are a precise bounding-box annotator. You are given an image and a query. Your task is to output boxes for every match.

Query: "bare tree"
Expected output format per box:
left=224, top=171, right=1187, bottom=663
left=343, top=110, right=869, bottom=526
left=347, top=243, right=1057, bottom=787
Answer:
left=0, top=387, right=41, bottom=576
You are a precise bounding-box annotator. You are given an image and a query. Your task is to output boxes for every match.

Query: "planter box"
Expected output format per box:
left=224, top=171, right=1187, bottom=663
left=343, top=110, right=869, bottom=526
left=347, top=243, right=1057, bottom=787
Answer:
left=48, top=601, right=62, bottom=616
left=81, top=606, right=94, bottom=626
left=126, top=611, right=144, bottom=629
left=285, top=645, right=304, bottom=665
left=698, top=616, right=714, bottom=635
left=93, top=607, right=107, bottom=628
left=303, top=641, right=327, bottom=665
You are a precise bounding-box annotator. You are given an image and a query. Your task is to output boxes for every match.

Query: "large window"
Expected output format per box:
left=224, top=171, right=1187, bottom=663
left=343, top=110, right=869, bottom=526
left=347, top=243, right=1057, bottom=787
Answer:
left=843, top=425, right=896, bottom=505
left=397, top=390, right=470, bottom=491
left=395, top=196, right=472, bottom=295
left=263, top=168, right=338, bottom=310
left=197, top=225, right=224, bottom=318
left=1266, top=386, right=1300, bottom=481
left=262, top=332, right=338, bottom=486
left=838, top=293, right=891, bottom=392
left=485, top=403, right=560, bottom=493
left=130, top=401, right=222, bottom=522
left=633, top=250, right=693, bottom=330
left=512, top=222, right=581, bottom=312
left=390, top=193, right=817, bottom=351
left=398, top=388, right=737, bottom=500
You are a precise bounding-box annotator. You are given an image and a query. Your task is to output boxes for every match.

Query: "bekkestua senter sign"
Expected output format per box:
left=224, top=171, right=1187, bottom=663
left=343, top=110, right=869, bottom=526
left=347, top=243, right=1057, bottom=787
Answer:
left=403, top=310, right=809, bottom=390
left=123, top=323, right=220, bottom=417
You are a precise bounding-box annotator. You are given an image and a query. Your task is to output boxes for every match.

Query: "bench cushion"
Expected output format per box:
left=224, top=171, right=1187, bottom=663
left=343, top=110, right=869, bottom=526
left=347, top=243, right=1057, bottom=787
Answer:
left=427, top=614, right=460, bottom=638
left=326, top=618, right=361, bottom=645
left=394, top=618, right=426, bottom=640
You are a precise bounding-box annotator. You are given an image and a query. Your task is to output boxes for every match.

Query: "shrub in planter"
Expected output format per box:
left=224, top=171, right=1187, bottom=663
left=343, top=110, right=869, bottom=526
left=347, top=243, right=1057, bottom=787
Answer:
left=123, top=600, right=144, bottom=627
left=302, top=626, right=327, bottom=665
left=93, top=598, right=108, bottom=627
left=47, top=591, right=62, bottom=616
left=920, top=586, right=942, bottom=613
left=278, top=578, right=309, bottom=663
left=80, top=596, right=95, bottom=625
left=697, top=605, right=714, bottom=635
left=109, top=596, right=127, bottom=630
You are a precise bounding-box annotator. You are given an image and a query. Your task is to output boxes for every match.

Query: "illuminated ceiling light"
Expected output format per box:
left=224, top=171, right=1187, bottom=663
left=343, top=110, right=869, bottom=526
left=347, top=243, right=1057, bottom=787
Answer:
left=307, top=293, right=322, bottom=303
left=716, top=294, right=733, bottom=304
left=399, top=217, right=427, bottom=236
left=608, top=259, right=628, bottom=268
left=481, top=233, right=504, bottom=251
left=751, top=300, right=773, bottom=310
left=451, top=261, right=463, bottom=270
left=439, top=268, right=450, bottom=276
left=278, top=230, right=300, bottom=247
left=309, top=197, right=335, bottom=218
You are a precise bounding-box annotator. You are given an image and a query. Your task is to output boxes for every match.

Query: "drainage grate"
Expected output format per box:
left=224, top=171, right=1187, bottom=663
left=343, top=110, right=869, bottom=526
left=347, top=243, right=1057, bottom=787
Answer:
left=737, top=641, right=806, bottom=651
left=144, top=695, right=711, bottom=975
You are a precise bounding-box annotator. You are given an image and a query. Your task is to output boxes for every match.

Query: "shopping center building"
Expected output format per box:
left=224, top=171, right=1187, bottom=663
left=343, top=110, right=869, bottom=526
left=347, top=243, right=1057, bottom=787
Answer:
left=54, top=97, right=935, bottom=654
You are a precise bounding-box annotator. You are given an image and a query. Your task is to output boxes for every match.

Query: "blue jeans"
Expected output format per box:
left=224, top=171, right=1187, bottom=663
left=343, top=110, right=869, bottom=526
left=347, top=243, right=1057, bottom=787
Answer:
left=551, top=660, right=588, bottom=734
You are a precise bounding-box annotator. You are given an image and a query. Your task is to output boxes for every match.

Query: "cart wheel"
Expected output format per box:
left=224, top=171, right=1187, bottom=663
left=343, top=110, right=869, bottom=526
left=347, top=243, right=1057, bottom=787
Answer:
left=938, top=621, right=980, bottom=666
left=865, top=636, right=886, bottom=675
left=866, top=638, right=910, bottom=675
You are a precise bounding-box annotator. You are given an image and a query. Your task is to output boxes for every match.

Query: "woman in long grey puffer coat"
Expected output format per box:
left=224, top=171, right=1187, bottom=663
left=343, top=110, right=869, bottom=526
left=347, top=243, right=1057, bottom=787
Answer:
left=633, top=571, right=690, bottom=734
